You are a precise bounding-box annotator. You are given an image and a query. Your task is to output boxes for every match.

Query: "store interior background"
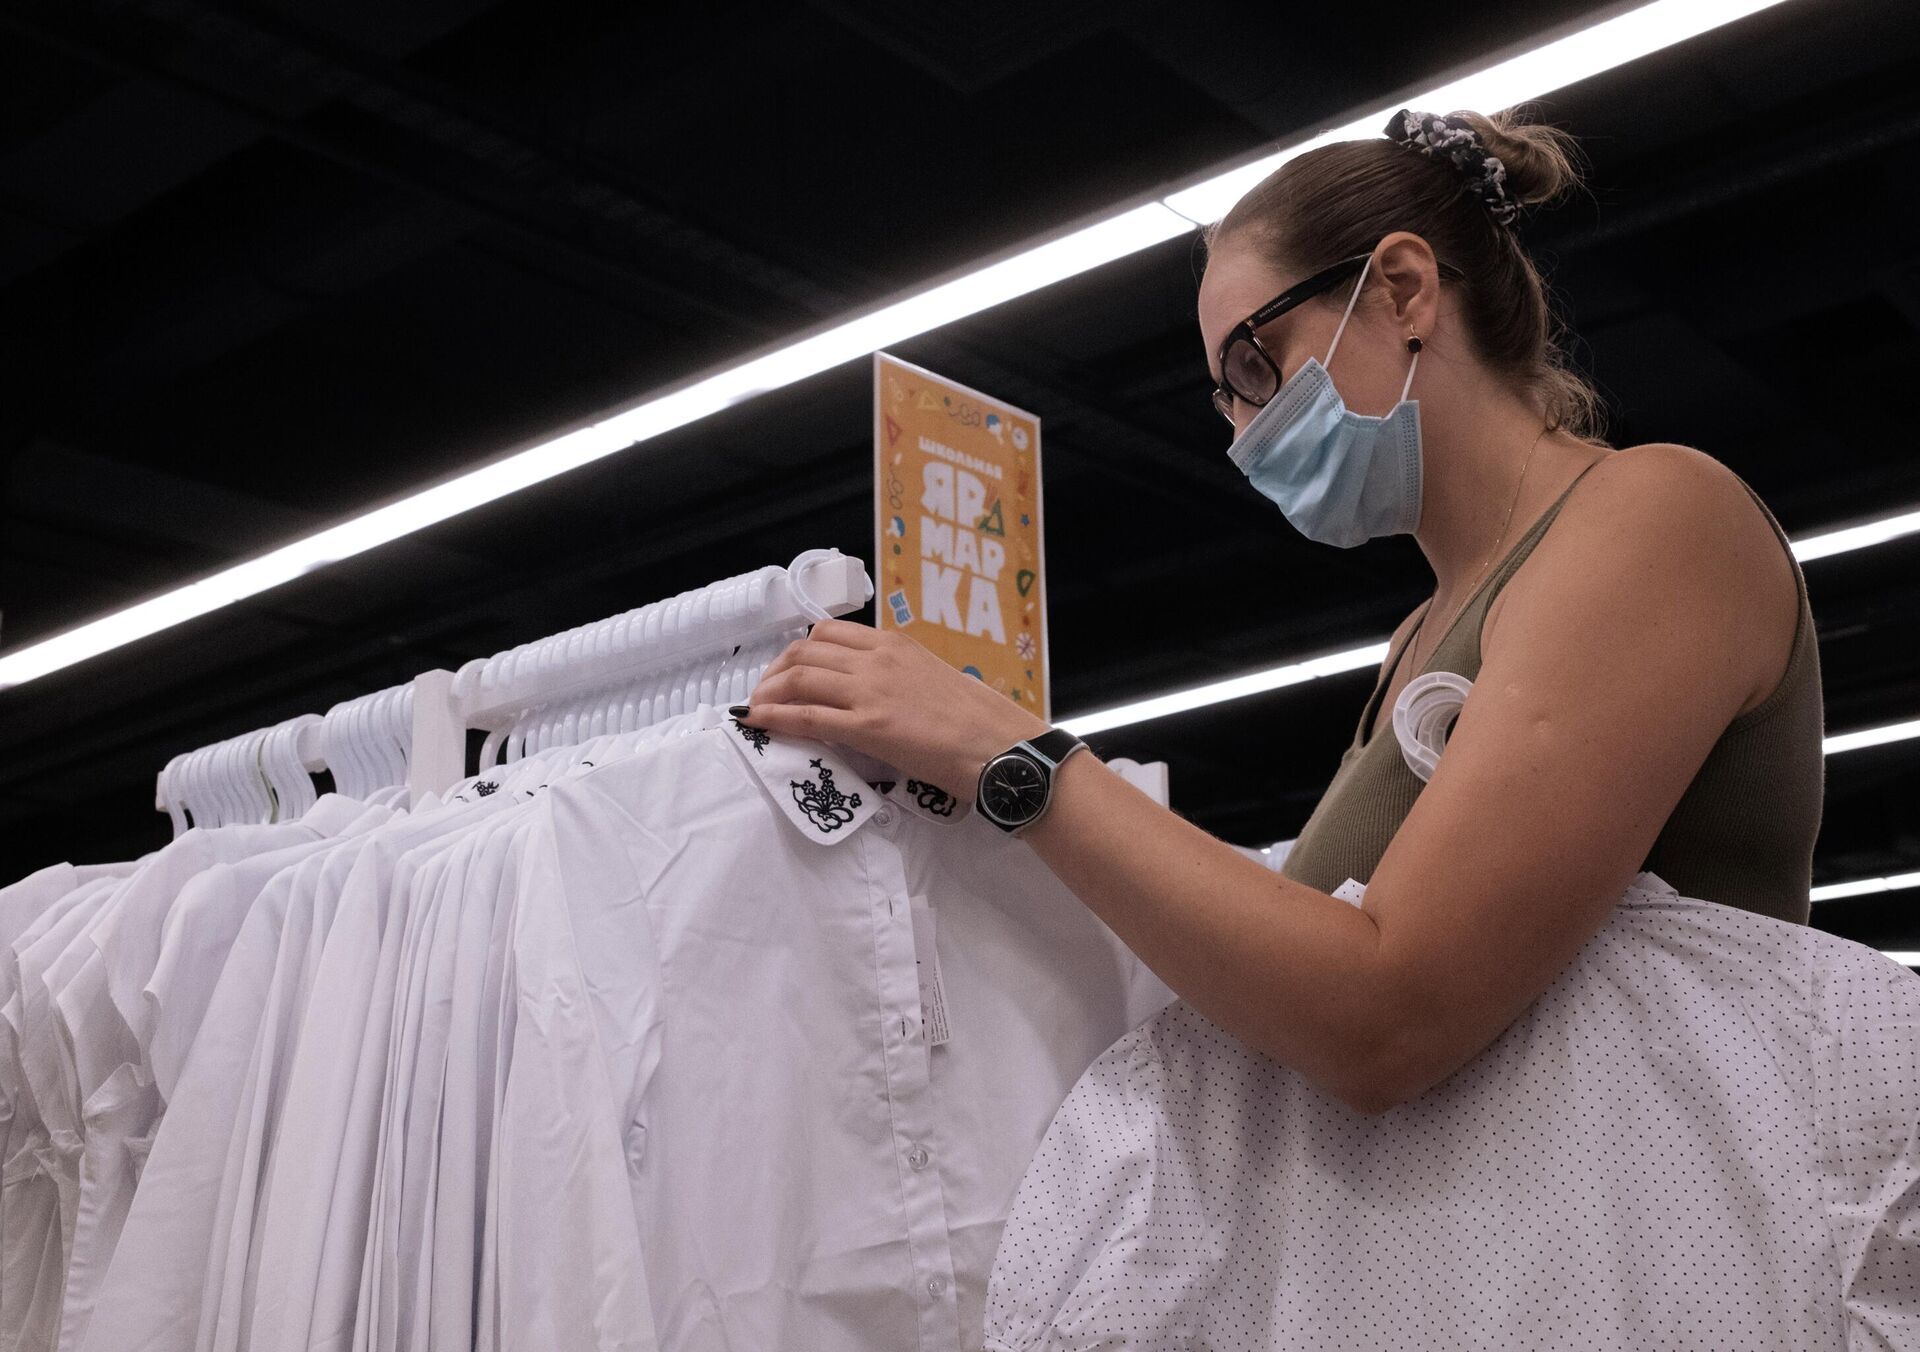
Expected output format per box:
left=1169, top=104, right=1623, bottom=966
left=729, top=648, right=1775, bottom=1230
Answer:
left=2, top=0, right=1916, bottom=959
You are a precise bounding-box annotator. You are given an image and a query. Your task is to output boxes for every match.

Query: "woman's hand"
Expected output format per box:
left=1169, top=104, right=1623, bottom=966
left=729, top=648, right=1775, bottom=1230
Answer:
left=737, top=619, right=1052, bottom=803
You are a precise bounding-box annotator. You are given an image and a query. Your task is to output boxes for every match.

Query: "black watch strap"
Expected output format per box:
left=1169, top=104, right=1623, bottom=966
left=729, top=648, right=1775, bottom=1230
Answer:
left=1024, top=727, right=1085, bottom=769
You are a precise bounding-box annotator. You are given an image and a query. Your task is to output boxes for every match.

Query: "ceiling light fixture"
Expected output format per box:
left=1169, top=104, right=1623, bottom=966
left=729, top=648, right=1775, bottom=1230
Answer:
left=1809, top=870, right=1920, bottom=903
left=0, top=0, right=1810, bottom=691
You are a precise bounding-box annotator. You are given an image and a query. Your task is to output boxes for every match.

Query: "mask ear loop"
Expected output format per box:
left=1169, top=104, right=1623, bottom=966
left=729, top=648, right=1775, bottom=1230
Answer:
left=1323, top=253, right=1423, bottom=405
left=1323, top=254, right=1372, bottom=370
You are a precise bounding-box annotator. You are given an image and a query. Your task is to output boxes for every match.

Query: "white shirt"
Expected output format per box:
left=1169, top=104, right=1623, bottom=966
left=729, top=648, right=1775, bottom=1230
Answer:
left=0, top=863, right=135, bottom=1327
left=244, top=821, right=504, bottom=1352
left=0, top=865, right=138, bottom=953
left=529, top=707, right=1173, bottom=1350
left=227, top=801, right=531, bottom=1352
left=247, top=739, right=658, bottom=1352
left=81, top=800, right=509, bottom=1352
left=983, top=871, right=1920, bottom=1350
left=416, top=817, right=529, bottom=1352
left=52, top=806, right=381, bottom=1352
left=361, top=807, right=533, bottom=1352
left=2, top=874, right=129, bottom=1352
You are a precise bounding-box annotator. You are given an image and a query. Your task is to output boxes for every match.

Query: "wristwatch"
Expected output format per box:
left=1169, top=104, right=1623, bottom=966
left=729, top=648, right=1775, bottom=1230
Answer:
left=975, top=727, right=1089, bottom=836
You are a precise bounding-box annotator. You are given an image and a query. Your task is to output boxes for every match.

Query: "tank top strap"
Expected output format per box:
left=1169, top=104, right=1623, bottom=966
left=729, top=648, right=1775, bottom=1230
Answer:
left=1473, top=456, right=1609, bottom=614
left=1348, top=600, right=1431, bottom=753
left=1347, top=455, right=1609, bottom=752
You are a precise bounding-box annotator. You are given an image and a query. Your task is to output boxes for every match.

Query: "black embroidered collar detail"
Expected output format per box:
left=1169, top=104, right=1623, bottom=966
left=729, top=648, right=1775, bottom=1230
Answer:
left=474, top=780, right=499, bottom=797
left=733, top=719, right=771, bottom=757
left=792, top=758, right=863, bottom=833
left=904, top=779, right=957, bottom=817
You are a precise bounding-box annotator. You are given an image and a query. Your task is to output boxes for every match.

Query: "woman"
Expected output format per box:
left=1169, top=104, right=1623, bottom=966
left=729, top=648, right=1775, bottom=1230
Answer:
left=735, top=110, right=1866, bottom=1345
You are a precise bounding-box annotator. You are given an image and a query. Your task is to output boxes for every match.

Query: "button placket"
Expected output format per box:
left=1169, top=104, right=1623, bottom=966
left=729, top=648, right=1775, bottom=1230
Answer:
left=860, top=830, right=962, bottom=1348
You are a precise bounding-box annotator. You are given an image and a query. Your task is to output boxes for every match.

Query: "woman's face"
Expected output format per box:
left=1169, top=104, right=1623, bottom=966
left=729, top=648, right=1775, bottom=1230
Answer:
left=1197, top=235, right=1411, bottom=440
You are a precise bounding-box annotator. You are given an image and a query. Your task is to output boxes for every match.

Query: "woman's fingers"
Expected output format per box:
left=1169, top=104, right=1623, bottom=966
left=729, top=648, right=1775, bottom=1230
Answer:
left=753, top=641, right=864, bottom=698
left=786, top=640, right=866, bottom=675
left=732, top=701, right=863, bottom=743
left=749, top=664, right=863, bottom=711
left=808, top=617, right=887, bottom=650
left=756, top=639, right=803, bottom=684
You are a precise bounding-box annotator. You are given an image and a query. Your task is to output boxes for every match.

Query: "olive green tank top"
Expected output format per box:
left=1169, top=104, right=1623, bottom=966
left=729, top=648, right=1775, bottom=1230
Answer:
left=1279, top=458, right=1825, bottom=925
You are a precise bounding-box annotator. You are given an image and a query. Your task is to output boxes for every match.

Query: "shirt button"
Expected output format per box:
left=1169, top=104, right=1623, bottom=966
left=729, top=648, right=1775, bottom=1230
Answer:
left=906, top=1143, right=931, bottom=1171
left=873, top=807, right=895, bottom=828
left=927, top=1274, right=947, bottom=1298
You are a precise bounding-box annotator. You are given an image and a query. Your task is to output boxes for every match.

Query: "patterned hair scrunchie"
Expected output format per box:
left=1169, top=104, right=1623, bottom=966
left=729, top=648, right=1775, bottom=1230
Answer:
left=1385, top=108, right=1519, bottom=227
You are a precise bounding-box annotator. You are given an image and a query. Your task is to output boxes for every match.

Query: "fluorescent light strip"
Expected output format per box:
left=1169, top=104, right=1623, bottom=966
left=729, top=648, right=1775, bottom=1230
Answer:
left=1163, top=0, right=1802, bottom=223
left=1059, top=644, right=1390, bottom=736
left=1054, top=292, right=1913, bottom=734
left=1062, top=650, right=1920, bottom=749
left=1823, top=719, right=1920, bottom=755
left=1789, top=508, right=1920, bottom=563
left=1056, top=500, right=1920, bottom=735
left=1809, top=870, right=1920, bottom=903
left=0, top=0, right=1802, bottom=693
left=1053, top=423, right=1920, bottom=734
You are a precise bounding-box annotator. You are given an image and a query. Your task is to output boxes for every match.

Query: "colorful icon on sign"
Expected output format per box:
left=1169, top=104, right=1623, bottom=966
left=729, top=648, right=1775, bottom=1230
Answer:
left=985, top=413, right=1003, bottom=440
left=1016, top=632, right=1035, bottom=660
left=962, top=665, right=984, bottom=681
left=1011, top=426, right=1029, bottom=450
left=977, top=500, right=1005, bottom=536
left=887, top=590, right=913, bottom=625
left=889, top=515, right=906, bottom=537
left=1015, top=569, right=1036, bottom=597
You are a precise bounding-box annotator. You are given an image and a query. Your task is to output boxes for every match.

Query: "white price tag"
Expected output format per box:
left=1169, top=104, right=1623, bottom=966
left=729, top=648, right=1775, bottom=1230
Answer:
left=909, top=894, right=950, bottom=1047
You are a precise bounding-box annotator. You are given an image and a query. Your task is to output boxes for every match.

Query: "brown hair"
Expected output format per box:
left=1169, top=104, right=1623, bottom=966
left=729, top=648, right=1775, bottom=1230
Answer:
left=1207, top=107, right=1609, bottom=444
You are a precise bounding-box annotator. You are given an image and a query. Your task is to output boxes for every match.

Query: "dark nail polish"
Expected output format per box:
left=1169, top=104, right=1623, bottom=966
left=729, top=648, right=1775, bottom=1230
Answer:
left=729, top=704, right=751, bottom=718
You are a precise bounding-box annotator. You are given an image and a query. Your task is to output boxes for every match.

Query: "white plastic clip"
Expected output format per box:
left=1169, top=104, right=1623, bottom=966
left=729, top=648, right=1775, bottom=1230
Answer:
left=1392, top=670, right=1473, bottom=783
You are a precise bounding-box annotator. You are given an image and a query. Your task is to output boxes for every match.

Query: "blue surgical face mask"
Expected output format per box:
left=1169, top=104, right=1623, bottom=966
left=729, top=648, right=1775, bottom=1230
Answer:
left=1224, top=253, right=1424, bottom=548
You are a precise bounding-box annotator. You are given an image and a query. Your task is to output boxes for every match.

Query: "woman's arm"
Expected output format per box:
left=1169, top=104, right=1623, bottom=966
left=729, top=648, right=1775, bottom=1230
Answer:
left=1015, top=751, right=1397, bottom=1109
left=743, top=445, right=1797, bottom=1114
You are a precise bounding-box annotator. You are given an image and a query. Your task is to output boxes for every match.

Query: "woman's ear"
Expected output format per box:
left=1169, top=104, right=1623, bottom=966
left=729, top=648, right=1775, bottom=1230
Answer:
left=1373, top=231, right=1443, bottom=334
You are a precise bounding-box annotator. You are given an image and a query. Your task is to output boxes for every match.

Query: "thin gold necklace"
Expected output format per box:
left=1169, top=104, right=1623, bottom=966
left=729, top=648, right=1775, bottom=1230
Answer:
left=1403, top=424, right=1549, bottom=678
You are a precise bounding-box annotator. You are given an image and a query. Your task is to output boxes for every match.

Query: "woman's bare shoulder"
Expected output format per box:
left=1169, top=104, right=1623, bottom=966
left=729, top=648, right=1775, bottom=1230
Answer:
left=1504, top=441, right=1798, bottom=713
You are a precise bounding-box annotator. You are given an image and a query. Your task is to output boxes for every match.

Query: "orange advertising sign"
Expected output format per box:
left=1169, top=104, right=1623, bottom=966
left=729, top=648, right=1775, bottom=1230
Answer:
left=873, top=353, right=1048, bottom=719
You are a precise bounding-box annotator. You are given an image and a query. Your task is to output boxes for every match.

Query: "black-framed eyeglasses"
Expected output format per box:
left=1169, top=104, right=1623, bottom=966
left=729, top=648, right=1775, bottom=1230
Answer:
left=1210, top=250, right=1466, bottom=424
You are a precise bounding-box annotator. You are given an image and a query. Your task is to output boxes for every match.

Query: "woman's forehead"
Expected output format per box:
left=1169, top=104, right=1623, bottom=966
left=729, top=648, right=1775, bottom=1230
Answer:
left=1198, top=245, right=1290, bottom=362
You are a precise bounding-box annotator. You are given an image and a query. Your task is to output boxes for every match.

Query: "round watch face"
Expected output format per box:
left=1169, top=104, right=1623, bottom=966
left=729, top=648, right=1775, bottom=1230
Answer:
left=982, top=753, right=1048, bottom=823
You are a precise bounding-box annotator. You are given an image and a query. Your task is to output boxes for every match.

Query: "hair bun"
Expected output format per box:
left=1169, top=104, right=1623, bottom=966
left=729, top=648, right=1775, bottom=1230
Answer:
left=1384, top=107, right=1584, bottom=226
left=1461, top=108, right=1584, bottom=209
